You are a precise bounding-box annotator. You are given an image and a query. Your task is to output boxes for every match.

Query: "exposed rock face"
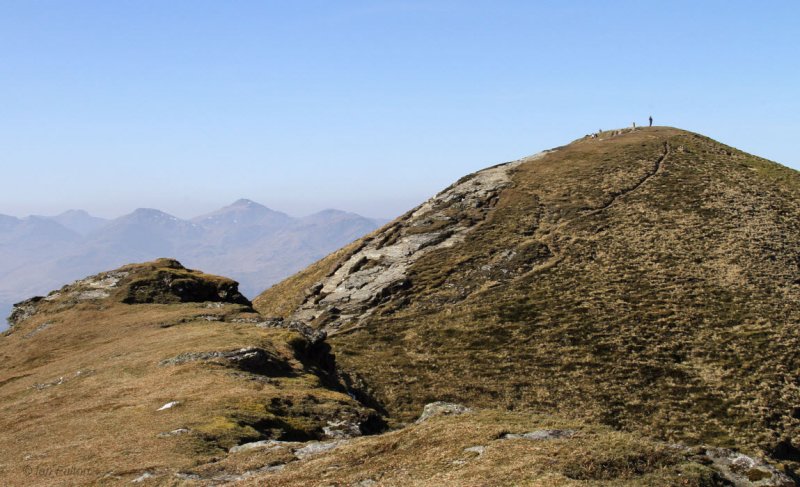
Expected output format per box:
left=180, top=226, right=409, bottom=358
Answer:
left=7, top=296, right=43, bottom=327
left=704, top=449, right=794, bottom=487
left=416, top=402, right=472, bottom=423
left=322, top=419, right=363, bottom=439
left=293, top=439, right=346, bottom=459
left=228, top=439, right=298, bottom=454
left=503, top=429, right=576, bottom=441
left=119, top=258, right=250, bottom=305
left=6, top=258, right=250, bottom=328
left=291, top=152, right=549, bottom=332
left=159, top=347, right=294, bottom=376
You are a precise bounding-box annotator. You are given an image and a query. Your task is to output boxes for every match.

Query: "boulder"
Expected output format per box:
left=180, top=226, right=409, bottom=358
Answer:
left=416, top=402, right=471, bottom=423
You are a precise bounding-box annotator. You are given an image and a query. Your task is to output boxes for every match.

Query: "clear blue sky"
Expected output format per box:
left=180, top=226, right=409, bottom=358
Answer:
left=1, top=1, right=798, bottom=219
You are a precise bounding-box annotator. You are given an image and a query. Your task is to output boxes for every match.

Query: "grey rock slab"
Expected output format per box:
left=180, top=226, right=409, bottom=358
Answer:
left=289, top=154, right=552, bottom=332
left=464, top=445, right=485, bottom=454
left=416, top=402, right=471, bottom=423
left=502, top=429, right=576, bottom=441
left=704, top=448, right=794, bottom=487
left=157, top=428, right=190, bottom=438
left=229, top=439, right=299, bottom=454
left=23, top=322, right=52, bottom=339
left=293, top=440, right=346, bottom=460
left=323, top=419, right=363, bottom=439
left=131, top=471, right=155, bottom=483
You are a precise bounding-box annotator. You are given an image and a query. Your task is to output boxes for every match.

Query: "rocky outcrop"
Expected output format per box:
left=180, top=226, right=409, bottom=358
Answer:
left=119, top=258, right=250, bottom=305
left=159, top=346, right=294, bottom=376
left=6, top=259, right=250, bottom=328
left=415, top=402, right=472, bottom=423
left=322, top=419, right=364, bottom=439
left=290, top=152, right=549, bottom=332
left=703, top=449, right=795, bottom=487
left=502, top=429, right=576, bottom=441
left=250, top=317, right=328, bottom=345
left=7, top=296, right=43, bottom=327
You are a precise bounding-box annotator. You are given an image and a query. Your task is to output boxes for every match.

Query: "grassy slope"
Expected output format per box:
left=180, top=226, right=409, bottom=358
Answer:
left=255, top=127, right=800, bottom=465
left=242, top=410, right=724, bottom=487
left=0, top=258, right=738, bottom=487
left=0, top=260, right=376, bottom=485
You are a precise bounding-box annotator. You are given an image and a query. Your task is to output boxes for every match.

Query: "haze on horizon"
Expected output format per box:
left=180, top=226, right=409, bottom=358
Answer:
left=1, top=1, right=799, bottom=220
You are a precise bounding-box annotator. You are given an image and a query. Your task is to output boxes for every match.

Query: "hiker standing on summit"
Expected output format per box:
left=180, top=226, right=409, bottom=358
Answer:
left=649, top=116, right=653, bottom=127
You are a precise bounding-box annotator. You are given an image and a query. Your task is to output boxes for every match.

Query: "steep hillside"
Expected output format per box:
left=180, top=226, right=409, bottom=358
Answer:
left=1, top=260, right=793, bottom=486
left=255, top=127, right=800, bottom=471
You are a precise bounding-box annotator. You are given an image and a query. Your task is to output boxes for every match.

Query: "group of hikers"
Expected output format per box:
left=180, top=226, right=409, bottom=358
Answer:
left=588, top=116, right=653, bottom=139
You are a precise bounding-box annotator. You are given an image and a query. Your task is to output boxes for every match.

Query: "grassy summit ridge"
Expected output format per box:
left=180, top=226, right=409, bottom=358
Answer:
left=255, top=127, right=800, bottom=467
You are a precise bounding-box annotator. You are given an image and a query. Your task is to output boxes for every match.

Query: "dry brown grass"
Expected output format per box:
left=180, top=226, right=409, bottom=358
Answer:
left=255, top=127, right=800, bottom=470
left=0, top=261, right=375, bottom=485
left=0, top=258, right=727, bottom=486
left=238, top=409, right=721, bottom=486
left=3, top=127, right=799, bottom=485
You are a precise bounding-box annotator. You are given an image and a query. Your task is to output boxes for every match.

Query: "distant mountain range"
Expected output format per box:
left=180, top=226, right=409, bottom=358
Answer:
left=0, top=200, right=385, bottom=328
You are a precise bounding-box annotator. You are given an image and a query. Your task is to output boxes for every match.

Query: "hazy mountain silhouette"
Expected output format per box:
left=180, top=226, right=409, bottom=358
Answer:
left=0, top=202, right=384, bottom=329
left=44, top=209, right=109, bottom=235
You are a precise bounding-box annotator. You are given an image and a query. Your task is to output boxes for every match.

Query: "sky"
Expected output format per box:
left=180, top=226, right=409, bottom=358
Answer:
left=1, top=1, right=798, bottom=220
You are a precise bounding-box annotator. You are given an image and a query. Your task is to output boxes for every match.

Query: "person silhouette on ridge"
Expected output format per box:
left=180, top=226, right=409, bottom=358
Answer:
left=649, top=116, right=653, bottom=127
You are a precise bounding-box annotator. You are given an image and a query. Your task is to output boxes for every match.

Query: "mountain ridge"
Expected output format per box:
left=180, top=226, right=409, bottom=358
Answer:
left=45, top=209, right=109, bottom=235
left=1, top=126, right=799, bottom=485
left=254, top=126, right=800, bottom=470
left=1, top=201, right=386, bottom=330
